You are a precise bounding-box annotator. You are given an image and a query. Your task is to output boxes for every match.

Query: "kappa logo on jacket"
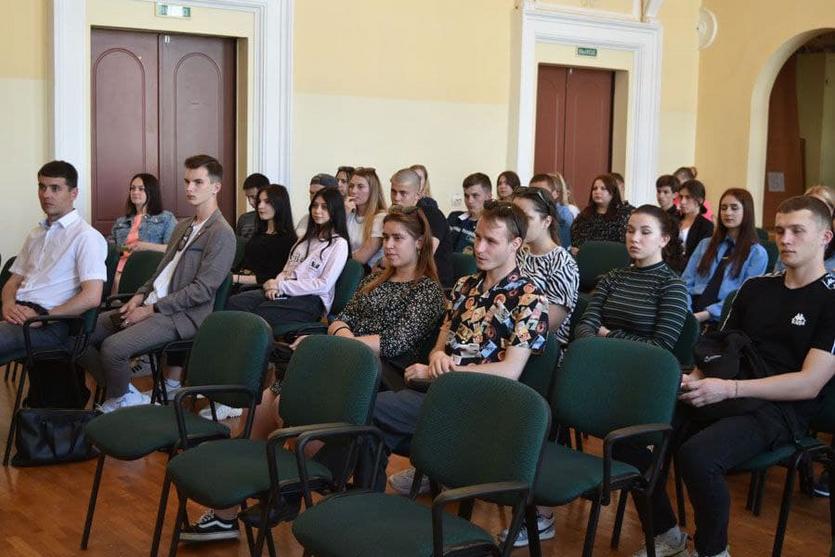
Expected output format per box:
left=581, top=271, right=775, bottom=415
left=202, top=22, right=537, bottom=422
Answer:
left=791, top=313, right=806, bottom=327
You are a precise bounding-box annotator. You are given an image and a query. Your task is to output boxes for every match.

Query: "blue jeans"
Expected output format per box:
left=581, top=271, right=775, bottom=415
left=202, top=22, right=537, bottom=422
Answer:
left=0, top=321, right=72, bottom=365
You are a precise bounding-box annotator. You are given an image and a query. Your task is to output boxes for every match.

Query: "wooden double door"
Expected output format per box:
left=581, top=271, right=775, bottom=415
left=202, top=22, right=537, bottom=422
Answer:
left=91, top=28, right=236, bottom=235
left=534, top=64, right=614, bottom=209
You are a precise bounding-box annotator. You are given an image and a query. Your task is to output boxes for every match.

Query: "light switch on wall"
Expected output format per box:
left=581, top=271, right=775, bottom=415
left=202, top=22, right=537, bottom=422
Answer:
left=451, top=193, right=463, bottom=210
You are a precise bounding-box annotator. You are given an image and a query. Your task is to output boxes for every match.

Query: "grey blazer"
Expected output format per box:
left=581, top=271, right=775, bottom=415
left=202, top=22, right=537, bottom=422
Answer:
left=137, top=209, right=235, bottom=337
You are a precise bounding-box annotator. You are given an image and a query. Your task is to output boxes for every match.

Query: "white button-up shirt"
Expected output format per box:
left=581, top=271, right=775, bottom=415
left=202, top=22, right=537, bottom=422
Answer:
left=10, top=210, right=108, bottom=310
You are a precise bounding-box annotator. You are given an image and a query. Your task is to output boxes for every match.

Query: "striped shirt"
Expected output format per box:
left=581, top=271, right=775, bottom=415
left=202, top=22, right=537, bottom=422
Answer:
left=517, top=245, right=579, bottom=346
left=575, top=260, right=689, bottom=352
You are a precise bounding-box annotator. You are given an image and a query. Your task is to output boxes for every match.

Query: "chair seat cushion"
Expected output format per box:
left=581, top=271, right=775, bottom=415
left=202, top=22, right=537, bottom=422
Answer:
left=734, top=436, right=823, bottom=472
left=85, top=404, right=229, bottom=460
left=292, top=492, right=496, bottom=557
left=533, top=443, right=641, bottom=505
left=272, top=321, right=327, bottom=339
left=167, top=438, right=333, bottom=509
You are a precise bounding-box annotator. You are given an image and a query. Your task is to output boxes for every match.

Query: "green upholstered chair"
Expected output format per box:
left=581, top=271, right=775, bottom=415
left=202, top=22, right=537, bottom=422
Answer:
left=292, top=372, right=551, bottom=557
left=576, top=241, right=631, bottom=293
left=519, top=333, right=560, bottom=401
left=568, top=293, right=590, bottom=342
left=109, top=249, right=164, bottom=302
left=271, top=258, right=365, bottom=338
left=671, top=313, right=699, bottom=370
left=164, top=334, right=380, bottom=556
left=533, top=337, right=681, bottom=557
left=449, top=252, right=477, bottom=284
left=80, top=311, right=272, bottom=555
left=764, top=240, right=780, bottom=273
left=233, top=234, right=248, bottom=270
left=756, top=227, right=770, bottom=243
left=101, top=242, right=121, bottom=304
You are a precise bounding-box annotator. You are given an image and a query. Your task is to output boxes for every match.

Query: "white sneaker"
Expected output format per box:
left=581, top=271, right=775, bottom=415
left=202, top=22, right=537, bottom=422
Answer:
left=97, top=390, right=151, bottom=413
left=199, top=403, right=243, bottom=420
left=388, top=467, right=430, bottom=495
left=142, top=380, right=182, bottom=400
left=632, top=531, right=688, bottom=557
left=498, top=511, right=555, bottom=547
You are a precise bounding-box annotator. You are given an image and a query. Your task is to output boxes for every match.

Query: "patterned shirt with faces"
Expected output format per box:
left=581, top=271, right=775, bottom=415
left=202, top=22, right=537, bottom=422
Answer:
left=445, top=268, right=549, bottom=366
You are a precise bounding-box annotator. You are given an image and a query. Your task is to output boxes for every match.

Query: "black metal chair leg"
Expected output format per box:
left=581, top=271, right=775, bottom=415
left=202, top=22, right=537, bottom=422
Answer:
left=582, top=497, right=602, bottom=557
left=828, top=450, right=835, bottom=542
left=674, top=457, right=687, bottom=527
left=167, top=494, right=187, bottom=557
left=150, top=474, right=173, bottom=557
left=80, top=454, right=106, bottom=549
left=239, top=500, right=255, bottom=554
left=746, top=471, right=759, bottom=511
left=611, top=490, right=628, bottom=549
left=3, top=362, right=27, bottom=466
left=3, top=361, right=10, bottom=381
left=266, top=529, right=277, bottom=557
left=526, top=504, right=543, bottom=557
left=772, top=456, right=801, bottom=557
left=754, top=470, right=768, bottom=516
left=11, top=361, right=20, bottom=382
left=254, top=497, right=272, bottom=557
left=635, top=490, right=657, bottom=557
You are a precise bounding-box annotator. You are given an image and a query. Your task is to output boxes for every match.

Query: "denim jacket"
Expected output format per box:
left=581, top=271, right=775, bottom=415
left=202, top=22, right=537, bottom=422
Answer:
left=110, top=210, right=178, bottom=247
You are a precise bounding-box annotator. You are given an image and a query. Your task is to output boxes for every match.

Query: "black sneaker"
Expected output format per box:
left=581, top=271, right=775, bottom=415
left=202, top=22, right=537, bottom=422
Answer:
left=179, top=510, right=240, bottom=542
left=813, top=470, right=830, bottom=498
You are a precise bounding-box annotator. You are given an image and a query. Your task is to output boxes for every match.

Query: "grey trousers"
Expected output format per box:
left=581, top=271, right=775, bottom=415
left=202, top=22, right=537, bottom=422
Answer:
left=79, top=309, right=180, bottom=398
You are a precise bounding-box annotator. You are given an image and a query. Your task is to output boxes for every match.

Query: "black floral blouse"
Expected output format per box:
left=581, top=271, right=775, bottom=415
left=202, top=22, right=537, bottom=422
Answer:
left=570, top=204, right=633, bottom=249
left=336, top=274, right=445, bottom=359
left=445, top=269, right=549, bottom=365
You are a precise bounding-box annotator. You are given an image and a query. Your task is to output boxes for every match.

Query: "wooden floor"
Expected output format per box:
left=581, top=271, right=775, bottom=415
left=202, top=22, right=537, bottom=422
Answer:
left=0, top=366, right=831, bottom=557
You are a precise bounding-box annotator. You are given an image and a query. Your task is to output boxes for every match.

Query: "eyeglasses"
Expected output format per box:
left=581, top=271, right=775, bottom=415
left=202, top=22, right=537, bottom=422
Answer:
left=483, top=200, right=526, bottom=236
left=389, top=204, right=420, bottom=215
left=177, top=223, right=194, bottom=251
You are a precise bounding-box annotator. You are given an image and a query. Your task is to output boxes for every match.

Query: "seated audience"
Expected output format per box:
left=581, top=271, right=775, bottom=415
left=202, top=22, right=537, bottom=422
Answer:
left=678, top=179, right=715, bottom=266
left=235, top=173, right=270, bottom=240
left=81, top=155, right=236, bottom=412
left=232, top=184, right=296, bottom=290
left=346, top=167, right=387, bottom=268
left=575, top=204, right=689, bottom=352
left=611, top=172, right=636, bottom=212
left=379, top=201, right=549, bottom=494
left=675, top=166, right=713, bottom=220
left=656, top=174, right=680, bottom=220
left=180, top=204, right=445, bottom=542
left=683, top=188, right=767, bottom=325
left=629, top=196, right=834, bottom=557
left=496, top=170, right=521, bottom=201
left=570, top=173, right=633, bottom=255
left=774, top=184, right=835, bottom=273
left=529, top=173, right=574, bottom=248
left=447, top=172, right=492, bottom=254
left=562, top=178, right=581, bottom=217
left=294, top=173, right=339, bottom=237
left=335, top=165, right=355, bottom=198
left=1, top=161, right=107, bottom=360
left=409, top=163, right=433, bottom=199
left=391, top=168, right=453, bottom=287
left=226, top=187, right=349, bottom=329
left=513, top=186, right=579, bottom=353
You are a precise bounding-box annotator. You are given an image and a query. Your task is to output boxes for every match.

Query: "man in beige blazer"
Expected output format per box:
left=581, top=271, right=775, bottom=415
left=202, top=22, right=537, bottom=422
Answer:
left=81, top=155, right=236, bottom=412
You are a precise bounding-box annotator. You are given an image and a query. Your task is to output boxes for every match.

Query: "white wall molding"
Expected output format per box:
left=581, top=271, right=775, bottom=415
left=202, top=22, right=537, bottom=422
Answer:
left=513, top=0, right=663, bottom=205
left=52, top=0, right=293, bottom=218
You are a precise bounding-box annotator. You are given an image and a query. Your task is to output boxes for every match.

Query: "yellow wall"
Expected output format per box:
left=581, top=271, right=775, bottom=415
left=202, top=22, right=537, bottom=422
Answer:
left=696, top=0, right=835, bottom=224
left=797, top=53, right=826, bottom=188
left=821, top=54, right=835, bottom=187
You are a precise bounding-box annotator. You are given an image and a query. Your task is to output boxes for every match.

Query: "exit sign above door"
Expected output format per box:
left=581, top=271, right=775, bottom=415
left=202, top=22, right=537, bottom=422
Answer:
left=576, top=47, right=598, bottom=57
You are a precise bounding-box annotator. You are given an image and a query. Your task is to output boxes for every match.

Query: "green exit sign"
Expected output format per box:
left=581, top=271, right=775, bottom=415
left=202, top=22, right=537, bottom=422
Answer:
left=576, top=47, right=598, bottom=57
left=156, top=3, right=191, bottom=18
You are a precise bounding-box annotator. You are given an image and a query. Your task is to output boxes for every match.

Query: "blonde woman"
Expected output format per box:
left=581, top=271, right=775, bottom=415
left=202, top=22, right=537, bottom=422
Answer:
left=347, top=167, right=388, bottom=267
left=410, top=163, right=432, bottom=198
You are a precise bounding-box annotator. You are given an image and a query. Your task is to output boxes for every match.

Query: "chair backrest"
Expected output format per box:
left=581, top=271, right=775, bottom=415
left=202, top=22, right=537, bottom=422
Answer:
left=233, top=235, right=248, bottom=270
left=755, top=227, right=769, bottom=243
left=810, top=378, right=835, bottom=434
left=671, top=312, right=699, bottom=368
left=411, top=373, right=550, bottom=490
left=764, top=240, right=779, bottom=273
left=568, top=293, right=590, bottom=342
left=519, top=333, right=560, bottom=400
left=119, top=250, right=165, bottom=294
left=279, top=335, right=380, bottom=428
left=329, top=259, right=365, bottom=317
left=0, top=256, right=15, bottom=291
left=102, top=242, right=121, bottom=300
left=186, top=311, right=273, bottom=407
left=552, top=337, right=680, bottom=439
left=213, top=273, right=233, bottom=311
left=576, top=241, right=631, bottom=292
left=449, top=253, right=477, bottom=284
left=718, top=288, right=739, bottom=326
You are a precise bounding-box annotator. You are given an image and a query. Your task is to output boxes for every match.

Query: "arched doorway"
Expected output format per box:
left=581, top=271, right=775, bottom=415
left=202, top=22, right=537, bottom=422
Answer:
left=747, top=28, right=834, bottom=228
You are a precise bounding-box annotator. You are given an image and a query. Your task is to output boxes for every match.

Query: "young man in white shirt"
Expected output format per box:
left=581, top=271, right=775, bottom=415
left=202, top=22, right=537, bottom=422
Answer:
left=81, top=155, right=236, bottom=412
left=0, top=161, right=107, bottom=360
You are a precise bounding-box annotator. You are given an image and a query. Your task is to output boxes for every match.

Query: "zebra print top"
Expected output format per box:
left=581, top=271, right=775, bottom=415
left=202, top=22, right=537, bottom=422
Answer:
left=517, top=245, right=579, bottom=346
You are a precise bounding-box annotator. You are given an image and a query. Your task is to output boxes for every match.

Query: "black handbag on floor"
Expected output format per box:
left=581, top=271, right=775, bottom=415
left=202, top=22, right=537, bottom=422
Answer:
left=12, top=408, right=100, bottom=467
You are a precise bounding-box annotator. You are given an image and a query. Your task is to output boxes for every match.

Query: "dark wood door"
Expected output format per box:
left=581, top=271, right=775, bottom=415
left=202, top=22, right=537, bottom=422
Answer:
left=91, top=29, right=236, bottom=236
left=159, top=33, right=236, bottom=222
left=91, top=29, right=159, bottom=234
left=534, top=65, right=613, bottom=209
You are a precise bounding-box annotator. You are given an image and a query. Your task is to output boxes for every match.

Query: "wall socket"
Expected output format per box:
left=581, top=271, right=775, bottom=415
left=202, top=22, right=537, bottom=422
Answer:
left=451, top=193, right=463, bottom=210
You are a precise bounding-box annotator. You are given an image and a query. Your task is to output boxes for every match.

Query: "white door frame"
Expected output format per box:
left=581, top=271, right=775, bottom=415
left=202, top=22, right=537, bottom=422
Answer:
left=513, top=1, right=662, bottom=204
left=52, top=0, right=293, bottom=218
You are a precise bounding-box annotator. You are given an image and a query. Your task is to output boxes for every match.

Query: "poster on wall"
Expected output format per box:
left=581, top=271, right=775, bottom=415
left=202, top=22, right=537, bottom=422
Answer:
left=767, top=171, right=785, bottom=192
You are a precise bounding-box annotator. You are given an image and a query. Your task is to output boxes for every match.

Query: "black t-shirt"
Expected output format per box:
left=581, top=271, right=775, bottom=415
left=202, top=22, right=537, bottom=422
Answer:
left=241, top=232, right=295, bottom=284
left=723, top=272, right=835, bottom=426
left=418, top=198, right=453, bottom=288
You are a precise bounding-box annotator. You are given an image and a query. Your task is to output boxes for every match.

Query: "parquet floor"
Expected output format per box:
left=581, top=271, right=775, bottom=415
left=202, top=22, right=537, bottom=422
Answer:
left=0, top=366, right=831, bottom=556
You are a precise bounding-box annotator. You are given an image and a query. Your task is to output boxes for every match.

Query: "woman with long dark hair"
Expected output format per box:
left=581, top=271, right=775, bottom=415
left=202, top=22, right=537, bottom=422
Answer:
left=569, top=173, right=633, bottom=255
left=496, top=170, right=521, bottom=201
left=232, top=184, right=296, bottom=288
left=678, top=179, right=714, bottom=267
left=683, top=188, right=767, bottom=324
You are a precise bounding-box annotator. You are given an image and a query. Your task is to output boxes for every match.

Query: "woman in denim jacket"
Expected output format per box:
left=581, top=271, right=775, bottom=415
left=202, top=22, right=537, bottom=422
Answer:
left=110, top=173, right=177, bottom=286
